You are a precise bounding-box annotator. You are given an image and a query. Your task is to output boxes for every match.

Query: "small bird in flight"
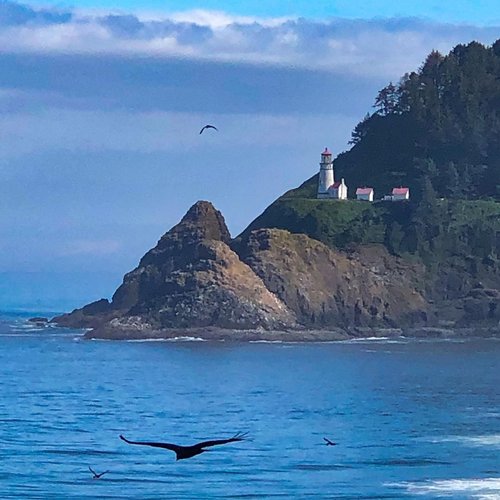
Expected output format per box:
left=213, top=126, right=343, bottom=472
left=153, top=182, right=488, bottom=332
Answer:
left=119, top=432, right=247, bottom=461
left=88, top=466, right=110, bottom=479
left=199, top=124, right=218, bottom=134
left=323, top=437, right=337, bottom=446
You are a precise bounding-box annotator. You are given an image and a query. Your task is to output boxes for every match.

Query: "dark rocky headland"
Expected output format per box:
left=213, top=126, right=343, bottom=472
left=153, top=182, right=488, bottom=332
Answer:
left=53, top=40, right=500, bottom=340
left=52, top=198, right=500, bottom=341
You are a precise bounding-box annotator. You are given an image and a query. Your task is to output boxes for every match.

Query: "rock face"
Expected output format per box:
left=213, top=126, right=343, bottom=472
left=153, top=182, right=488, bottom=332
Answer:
left=234, top=229, right=428, bottom=328
left=54, top=201, right=296, bottom=332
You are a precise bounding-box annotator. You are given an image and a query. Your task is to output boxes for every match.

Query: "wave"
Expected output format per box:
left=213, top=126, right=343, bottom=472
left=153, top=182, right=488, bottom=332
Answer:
left=388, top=478, right=500, bottom=498
left=249, top=340, right=285, bottom=343
left=166, top=336, right=206, bottom=342
left=461, top=435, right=500, bottom=447
left=339, top=337, right=407, bottom=344
left=124, top=336, right=206, bottom=342
left=430, top=434, right=500, bottom=448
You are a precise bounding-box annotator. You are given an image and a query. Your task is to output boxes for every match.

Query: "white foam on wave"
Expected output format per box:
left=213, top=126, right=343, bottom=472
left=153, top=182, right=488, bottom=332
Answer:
left=431, top=434, right=500, bottom=448
left=11, top=325, right=45, bottom=332
left=125, top=336, right=206, bottom=342
left=249, top=340, right=284, bottom=343
left=125, top=338, right=166, bottom=342
left=166, top=336, right=206, bottom=342
left=339, top=337, right=407, bottom=344
left=461, top=435, right=500, bottom=447
left=388, top=478, right=500, bottom=498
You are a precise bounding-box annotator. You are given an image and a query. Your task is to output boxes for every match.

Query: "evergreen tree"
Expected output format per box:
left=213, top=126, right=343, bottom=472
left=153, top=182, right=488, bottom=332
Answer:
left=373, top=82, right=400, bottom=115
left=349, top=113, right=372, bottom=145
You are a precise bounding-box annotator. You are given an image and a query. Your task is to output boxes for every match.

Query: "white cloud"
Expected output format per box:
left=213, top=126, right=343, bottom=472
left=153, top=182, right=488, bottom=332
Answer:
left=0, top=2, right=498, bottom=78
left=167, top=9, right=291, bottom=28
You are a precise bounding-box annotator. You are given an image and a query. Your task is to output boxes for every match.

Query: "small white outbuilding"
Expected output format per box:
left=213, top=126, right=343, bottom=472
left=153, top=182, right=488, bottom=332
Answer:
left=392, top=187, right=410, bottom=201
left=356, top=187, right=374, bottom=201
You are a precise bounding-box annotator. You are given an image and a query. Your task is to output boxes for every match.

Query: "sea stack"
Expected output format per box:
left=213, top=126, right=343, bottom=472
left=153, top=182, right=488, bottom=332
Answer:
left=53, top=201, right=297, bottom=335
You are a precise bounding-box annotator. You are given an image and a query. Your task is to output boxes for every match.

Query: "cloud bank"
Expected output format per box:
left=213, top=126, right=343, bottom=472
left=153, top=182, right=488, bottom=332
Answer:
left=0, top=1, right=498, bottom=77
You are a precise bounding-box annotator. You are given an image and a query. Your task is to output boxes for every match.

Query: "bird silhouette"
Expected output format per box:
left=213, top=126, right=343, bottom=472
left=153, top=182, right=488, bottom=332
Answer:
left=88, top=466, right=110, bottom=479
left=199, top=124, right=218, bottom=134
left=323, top=437, right=337, bottom=446
left=119, top=432, right=247, bottom=460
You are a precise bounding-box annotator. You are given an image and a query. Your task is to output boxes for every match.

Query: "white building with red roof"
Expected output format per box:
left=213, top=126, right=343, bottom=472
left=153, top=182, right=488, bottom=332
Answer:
left=356, top=187, right=374, bottom=201
left=392, top=187, right=410, bottom=201
left=317, top=148, right=348, bottom=200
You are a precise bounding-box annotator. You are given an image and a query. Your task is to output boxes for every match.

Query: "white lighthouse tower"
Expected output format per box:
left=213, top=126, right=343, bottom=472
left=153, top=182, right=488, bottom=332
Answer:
left=317, top=147, right=334, bottom=198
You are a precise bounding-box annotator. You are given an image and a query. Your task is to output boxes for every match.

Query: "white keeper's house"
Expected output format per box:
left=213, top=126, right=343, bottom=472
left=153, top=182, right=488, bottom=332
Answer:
left=356, top=187, right=374, bottom=201
left=392, top=187, right=410, bottom=201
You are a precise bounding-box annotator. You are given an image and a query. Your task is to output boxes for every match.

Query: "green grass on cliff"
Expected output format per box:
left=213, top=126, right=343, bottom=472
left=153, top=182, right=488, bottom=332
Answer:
left=242, top=196, right=393, bottom=249
left=240, top=184, right=500, bottom=263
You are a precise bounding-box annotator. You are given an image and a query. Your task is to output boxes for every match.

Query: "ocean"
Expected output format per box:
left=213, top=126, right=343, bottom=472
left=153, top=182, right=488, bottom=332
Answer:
left=1, top=311, right=499, bottom=499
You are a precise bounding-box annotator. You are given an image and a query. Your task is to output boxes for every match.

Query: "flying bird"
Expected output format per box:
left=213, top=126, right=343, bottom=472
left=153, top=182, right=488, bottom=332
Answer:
left=88, top=466, right=110, bottom=479
left=119, top=432, right=247, bottom=461
left=323, top=437, right=337, bottom=446
left=199, top=124, right=218, bottom=134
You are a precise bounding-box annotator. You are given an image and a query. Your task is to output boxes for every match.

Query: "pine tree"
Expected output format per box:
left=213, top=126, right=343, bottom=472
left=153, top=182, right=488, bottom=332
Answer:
left=373, top=82, right=400, bottom=115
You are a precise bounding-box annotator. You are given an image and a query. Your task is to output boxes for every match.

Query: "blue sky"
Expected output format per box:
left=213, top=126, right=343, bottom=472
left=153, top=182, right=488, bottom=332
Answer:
left=1, top=0, right=499, bottom=310
left=25, top=0, right=500, bottom=25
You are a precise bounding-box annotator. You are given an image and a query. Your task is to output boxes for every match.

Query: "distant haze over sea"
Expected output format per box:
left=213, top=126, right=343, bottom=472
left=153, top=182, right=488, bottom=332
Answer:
left=0, top=272, right=122, bottom=311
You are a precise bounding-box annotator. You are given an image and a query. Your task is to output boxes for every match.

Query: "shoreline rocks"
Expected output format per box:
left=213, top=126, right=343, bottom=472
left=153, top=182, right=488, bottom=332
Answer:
left=81, top=325, right=500, bottom=342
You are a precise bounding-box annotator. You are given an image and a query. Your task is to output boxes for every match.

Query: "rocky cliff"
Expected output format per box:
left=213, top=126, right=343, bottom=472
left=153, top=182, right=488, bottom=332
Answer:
left=234, top=229, right=428, bottom=328
left=53, top=200, right=458, bottom=339
left=54, top=201, right=297, bottom=334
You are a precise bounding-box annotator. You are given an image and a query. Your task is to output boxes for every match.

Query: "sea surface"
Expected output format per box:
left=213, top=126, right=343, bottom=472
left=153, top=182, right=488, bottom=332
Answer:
left=1, top=311, right=499, bottom=499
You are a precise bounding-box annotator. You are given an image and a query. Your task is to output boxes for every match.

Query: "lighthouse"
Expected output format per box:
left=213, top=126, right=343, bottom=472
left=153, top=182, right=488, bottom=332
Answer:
left=317, top=148, right=334, bottom=198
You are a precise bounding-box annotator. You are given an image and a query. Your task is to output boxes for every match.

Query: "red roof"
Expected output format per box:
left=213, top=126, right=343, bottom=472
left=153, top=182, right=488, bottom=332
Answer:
left=392, top=187, right=409, bottom=195
left=322, top=147, right=331, bottom=155
left=329, top=181, right=342, bottom=189
left=356, top=187, right=373, bottom=195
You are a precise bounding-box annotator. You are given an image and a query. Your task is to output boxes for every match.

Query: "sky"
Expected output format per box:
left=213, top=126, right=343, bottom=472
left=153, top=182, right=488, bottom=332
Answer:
left=1, top=0, right=499, bottom=310
left=23, top=0, right=500, bottom=25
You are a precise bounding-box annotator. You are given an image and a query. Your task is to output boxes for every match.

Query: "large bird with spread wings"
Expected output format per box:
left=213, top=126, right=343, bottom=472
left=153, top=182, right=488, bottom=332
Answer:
left=119, top=432, right=247, bottom=460
left=88, top=466, right=109, bottom=479
left=199, top=124, right=218, bottom=134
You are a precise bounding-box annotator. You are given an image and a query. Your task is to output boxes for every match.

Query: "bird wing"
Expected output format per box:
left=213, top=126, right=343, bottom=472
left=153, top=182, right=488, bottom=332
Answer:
left=88, top=466, right=97, bottom=476
left=119, top=434, right=182, bottom=453
left=199, top=124, right=218, bottom=134
left=323, top=437, right=333, bottom=444
left=99, top=471, right=110, bottom=477
left=196, top=432, right=248, bottom=449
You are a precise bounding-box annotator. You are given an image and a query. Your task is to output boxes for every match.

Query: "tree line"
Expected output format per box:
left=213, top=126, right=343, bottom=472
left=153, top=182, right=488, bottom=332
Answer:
left=336, top=40, right=500, bottom=201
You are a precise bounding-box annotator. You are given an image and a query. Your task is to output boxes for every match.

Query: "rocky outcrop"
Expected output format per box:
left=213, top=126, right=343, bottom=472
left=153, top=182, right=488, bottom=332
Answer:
left=234, top=229, right=428, bottom=328
left=53, top=201, right=296, bottom=333
left=52, top=298, right=113, bottom=329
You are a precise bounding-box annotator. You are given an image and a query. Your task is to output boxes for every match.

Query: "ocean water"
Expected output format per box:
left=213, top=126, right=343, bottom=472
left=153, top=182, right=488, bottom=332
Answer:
left=1, top=311, right=499, bottom=499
